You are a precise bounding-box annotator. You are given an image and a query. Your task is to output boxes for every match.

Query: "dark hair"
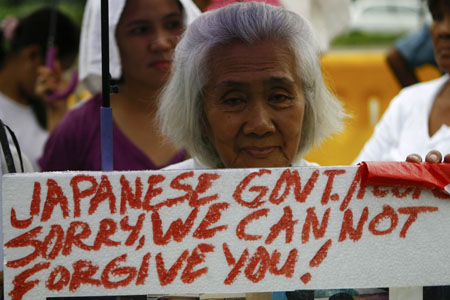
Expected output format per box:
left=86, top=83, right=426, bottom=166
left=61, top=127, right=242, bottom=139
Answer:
left=427, top=0, right=450, bottom=13
left=1, top=7, right=80, bottom=66
left=176, top=0, right=185, bottom=15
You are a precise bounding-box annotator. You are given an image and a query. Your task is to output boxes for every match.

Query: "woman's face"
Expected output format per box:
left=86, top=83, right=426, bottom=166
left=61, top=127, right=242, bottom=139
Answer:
left=115, top=0, right=184, bottom=90
left=430, top=0, right=450, bottom=73
left=202, top=41, right=306, bottom=168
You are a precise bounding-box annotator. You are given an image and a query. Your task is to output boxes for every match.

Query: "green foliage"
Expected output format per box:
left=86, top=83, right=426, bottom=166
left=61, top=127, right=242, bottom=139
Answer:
left=331, top=31, right=406, bottom=48
left=0, top=0, right=86, bottom=24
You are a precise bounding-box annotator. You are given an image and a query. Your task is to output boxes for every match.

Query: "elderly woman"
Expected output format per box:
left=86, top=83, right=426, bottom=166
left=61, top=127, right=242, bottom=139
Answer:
left=159, top=2, right=345, bottom=171
left=158, top=2, right=344, bottom=299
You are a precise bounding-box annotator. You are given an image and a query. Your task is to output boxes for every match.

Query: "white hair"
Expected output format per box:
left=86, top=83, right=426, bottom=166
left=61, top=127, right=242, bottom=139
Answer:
left=158, top=2, right=346, bottom=167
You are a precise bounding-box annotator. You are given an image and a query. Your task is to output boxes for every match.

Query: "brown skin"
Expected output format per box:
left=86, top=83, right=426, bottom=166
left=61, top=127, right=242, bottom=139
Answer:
left=112, top=0, right=186, bottom=166
left=202, top=41, right=305, bottom=168
left=406, top=150, right=450, bottom=163
left=0, top=46, right=42, bottom=105
left=115, top=0, right=184, bottom=92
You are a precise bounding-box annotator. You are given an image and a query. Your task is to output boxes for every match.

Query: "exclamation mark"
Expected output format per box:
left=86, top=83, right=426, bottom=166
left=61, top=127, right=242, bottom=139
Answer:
left=300, top=239, right=333, bottom=284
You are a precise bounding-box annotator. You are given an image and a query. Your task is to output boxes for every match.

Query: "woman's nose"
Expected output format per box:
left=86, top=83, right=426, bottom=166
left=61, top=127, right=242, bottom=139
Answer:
left=242, top=101, right=276, bottom=136
left=149, top=31, right=175, bottom=52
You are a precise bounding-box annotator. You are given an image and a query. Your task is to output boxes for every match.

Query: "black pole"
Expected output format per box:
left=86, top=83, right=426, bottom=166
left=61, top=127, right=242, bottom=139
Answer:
left=100, top=0, right=113, bottom=171
left=45, top=0, right=58, bottom=70
left=101, top=0, right=110, bottom=108
left=47, top=0, right=58, bottom=51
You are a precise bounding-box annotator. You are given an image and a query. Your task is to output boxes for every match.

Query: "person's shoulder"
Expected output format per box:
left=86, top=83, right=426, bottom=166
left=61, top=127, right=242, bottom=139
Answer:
left=43, top=95, right=101, bottom=157
left=65, top=94, right=101, bottom=121
left=395, top=75, right=448, bottom=103
left=402, top=75, right=448, bottom=93
left=54, top=94, right=101, bottom=133
left=0, top=92, right=18, bottom=110
left=0, top=92, right=32, bottom=121
left=395, top=25, right=430, bottom=52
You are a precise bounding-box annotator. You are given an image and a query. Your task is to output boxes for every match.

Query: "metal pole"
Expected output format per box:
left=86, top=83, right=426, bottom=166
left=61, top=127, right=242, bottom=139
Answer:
left=101, top=0, right=110, bottom=108
left=100, top=0, right=114, bottom=171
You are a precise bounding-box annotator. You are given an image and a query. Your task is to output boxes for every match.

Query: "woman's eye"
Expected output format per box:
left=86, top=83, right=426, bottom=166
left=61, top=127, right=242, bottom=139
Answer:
left=223, top=97, right=244, bottom=106
left=218, top=94, right=246, bottom=111
left=270, top=93, right=293, bottom=103
left=271, top=94, right=288, bottom=101
left=130, top=26, right=149, bottom=35
left=166, top=20, right=183, bottom=30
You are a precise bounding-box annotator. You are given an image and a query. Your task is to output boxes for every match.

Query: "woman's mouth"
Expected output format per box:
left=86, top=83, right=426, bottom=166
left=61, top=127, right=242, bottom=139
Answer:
left=243, top=146, right=277, bottom=158
left=149, top=60, right=171, bottom=70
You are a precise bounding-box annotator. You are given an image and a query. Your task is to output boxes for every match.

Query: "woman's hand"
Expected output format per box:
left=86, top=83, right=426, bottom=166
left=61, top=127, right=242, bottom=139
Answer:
left=35, top=61, right=69, bottom=101
left=406, top=150, right=450, bottom=163
left=35, top=60, right=69, bottom=131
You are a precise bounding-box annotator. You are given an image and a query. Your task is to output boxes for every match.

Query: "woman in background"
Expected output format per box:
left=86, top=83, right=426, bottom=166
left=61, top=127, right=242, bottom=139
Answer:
left=39, top=0, right=200, bottom=171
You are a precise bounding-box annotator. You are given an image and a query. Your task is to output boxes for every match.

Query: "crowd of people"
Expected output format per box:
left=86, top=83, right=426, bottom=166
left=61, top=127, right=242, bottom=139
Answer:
left=0, top=0, right=449, bottom=300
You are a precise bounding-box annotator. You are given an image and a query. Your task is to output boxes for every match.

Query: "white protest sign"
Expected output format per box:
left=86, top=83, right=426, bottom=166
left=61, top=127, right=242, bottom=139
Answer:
left=2, top=166, right=450, bottom=299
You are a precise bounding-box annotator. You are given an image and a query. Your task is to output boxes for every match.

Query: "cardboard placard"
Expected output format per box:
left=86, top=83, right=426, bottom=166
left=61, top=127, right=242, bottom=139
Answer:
left=2, top=166, right=450, bottom=299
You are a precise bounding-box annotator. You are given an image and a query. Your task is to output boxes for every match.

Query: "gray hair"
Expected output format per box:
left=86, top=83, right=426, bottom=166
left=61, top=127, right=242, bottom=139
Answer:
left=158, top=2, right=346, bottom=167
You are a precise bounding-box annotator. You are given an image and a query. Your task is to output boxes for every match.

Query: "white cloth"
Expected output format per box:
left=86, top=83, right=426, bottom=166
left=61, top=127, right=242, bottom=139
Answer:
left=1, top=143, right=34, bottom=174
left=389, top=287, right=422, bottom=300
left=354, top=74, right=450, bottom=163
left=280, top=0, right=350, bottom=52
left=163, top=157, right=317, bottom=170
left=1, top=138, right=34, bottom=272
left=79, top=0, right=201, bottom=94
left=163, top=156, right=315, bottom=300
left=0, top=92, right=48, bottom=170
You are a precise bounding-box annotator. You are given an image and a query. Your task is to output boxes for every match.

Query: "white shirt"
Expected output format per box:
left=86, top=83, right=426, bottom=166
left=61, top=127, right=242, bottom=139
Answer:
left=164, top=157, right=317, bottom=170
left=0, top=92, right=48, bottom=170
left=355, top=75, right=450, bottom=163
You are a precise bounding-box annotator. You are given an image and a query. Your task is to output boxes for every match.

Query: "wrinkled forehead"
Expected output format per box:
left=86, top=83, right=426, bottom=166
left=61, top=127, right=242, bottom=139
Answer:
left=204, top=38, right=299, bottom=80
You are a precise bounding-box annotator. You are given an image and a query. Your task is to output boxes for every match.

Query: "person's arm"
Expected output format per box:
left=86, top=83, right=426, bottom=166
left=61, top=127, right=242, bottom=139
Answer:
left=387, top=26, right=437, bottom=88
left=386, top=47, right=419, bottom=88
